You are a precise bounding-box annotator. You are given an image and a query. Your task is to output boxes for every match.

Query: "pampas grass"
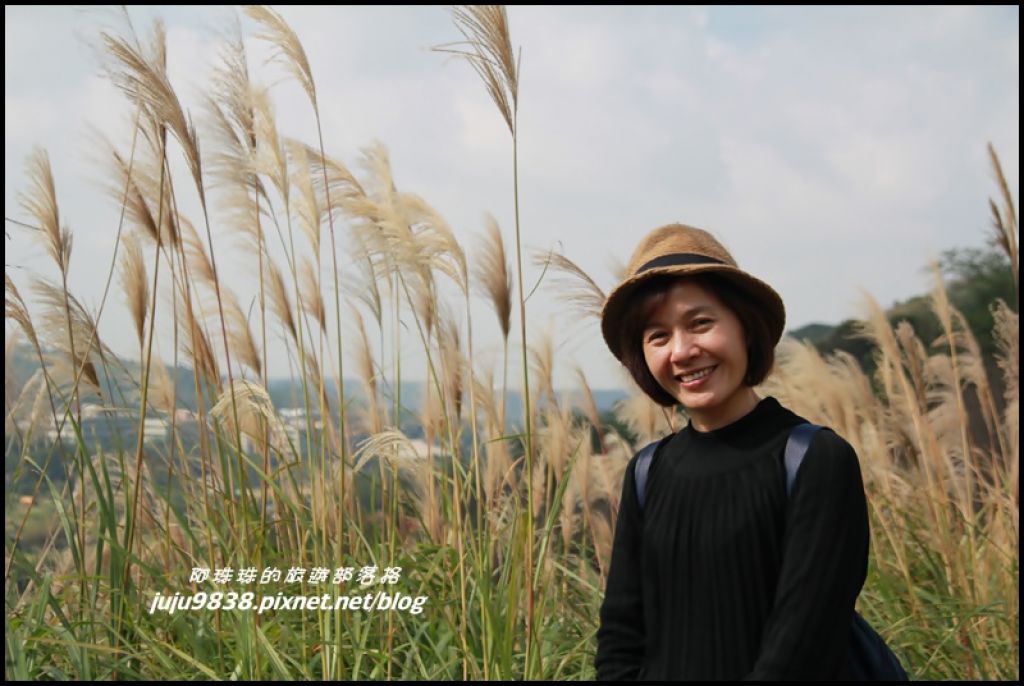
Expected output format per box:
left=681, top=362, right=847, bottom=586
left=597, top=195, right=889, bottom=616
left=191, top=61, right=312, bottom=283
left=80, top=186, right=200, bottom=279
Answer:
left=435, top=7, right=538, bottom=673
left=530, top=247, right=606, bottom=323
left=987, top=144, right=1018, bottom=303
left=762, top=280, right=1019, bottom=678
left=245, top=5, right=317, bottom=109
left=20, top=149, right=72, bottom=275
left=437, top=6, right=518, bottom=135
left=475, top=215, right=513, bottom=343
left=118, top=234, right=149, bottom=353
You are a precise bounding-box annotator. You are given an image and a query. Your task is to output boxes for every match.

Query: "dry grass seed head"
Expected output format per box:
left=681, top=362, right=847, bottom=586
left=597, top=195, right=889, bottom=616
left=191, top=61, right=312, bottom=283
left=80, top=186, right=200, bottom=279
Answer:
left=31, top=278, right=106, bottom=394
left=439, top=6, right=518, bottom=134
left=118, top=232, right=149, bottom=350
left=299, top=255, right=326, bottom=335
left=102, top=21, right=203, bottom=200
left=473, top=214, right=512, bottom=340
left=20, top=148, right=72, bottom=275
left=245, top=5, right=317, bottom=109
left=530, top=247, right=605, bottom=324
left=267, top=258, right=298, bottom=342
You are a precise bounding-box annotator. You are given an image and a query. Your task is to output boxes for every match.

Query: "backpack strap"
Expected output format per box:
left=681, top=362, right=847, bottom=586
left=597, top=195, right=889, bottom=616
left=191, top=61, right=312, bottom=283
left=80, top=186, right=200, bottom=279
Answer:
left=634, top=436, right=671, bottom=511
left=784, top=423, right=824, bottom=496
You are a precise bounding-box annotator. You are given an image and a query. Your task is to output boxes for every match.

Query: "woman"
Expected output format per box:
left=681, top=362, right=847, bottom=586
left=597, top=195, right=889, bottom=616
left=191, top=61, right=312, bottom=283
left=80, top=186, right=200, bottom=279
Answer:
left=594, top=223, right=870, bottom=680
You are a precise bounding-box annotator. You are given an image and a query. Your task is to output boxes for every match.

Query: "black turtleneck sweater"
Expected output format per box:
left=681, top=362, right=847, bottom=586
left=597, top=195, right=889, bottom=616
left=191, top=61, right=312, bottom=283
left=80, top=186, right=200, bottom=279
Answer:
left=595, top=397, right=869, bottom=680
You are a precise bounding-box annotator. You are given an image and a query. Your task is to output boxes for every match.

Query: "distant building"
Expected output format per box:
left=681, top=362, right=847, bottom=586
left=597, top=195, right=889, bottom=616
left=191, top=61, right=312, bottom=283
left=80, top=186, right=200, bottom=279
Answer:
left=45, top=406, right=168, bottom=445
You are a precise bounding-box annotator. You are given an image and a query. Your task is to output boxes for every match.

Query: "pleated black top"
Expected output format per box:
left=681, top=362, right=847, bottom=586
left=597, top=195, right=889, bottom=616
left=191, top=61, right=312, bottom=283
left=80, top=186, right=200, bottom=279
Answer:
left=595, top=397, right=869, bottom=680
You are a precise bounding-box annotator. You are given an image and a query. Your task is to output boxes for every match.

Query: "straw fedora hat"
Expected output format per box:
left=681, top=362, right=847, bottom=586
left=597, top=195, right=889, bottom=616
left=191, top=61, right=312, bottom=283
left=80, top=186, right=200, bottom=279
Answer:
left=600, top=223, right=785, bottom=361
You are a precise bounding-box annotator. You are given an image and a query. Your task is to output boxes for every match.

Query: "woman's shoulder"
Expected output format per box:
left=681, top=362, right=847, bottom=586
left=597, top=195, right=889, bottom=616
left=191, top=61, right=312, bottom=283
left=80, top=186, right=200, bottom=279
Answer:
left=769, top=400, right=856, bottom=454
left=795, top=426, right=864, bottom=489
left=630, top=431, right=677, bottom=469
left=767, top=401, right=862, bottom=476
left=804, top=425, right=857, bottom=460
left=621, top=433, right=669, bottom=479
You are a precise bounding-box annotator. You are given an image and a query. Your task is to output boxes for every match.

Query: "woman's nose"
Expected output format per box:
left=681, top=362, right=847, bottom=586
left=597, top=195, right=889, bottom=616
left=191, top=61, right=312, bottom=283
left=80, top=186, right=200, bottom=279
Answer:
left=668, top=332, right=698, bottom=363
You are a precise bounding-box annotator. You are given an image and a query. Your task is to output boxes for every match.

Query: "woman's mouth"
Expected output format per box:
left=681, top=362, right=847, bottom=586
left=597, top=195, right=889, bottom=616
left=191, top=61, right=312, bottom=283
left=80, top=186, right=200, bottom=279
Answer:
left=676, top=365, right=716, bottom=387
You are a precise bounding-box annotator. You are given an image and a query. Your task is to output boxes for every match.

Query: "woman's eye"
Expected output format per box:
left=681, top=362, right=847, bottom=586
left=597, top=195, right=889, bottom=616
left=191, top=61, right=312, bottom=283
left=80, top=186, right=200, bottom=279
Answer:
left=647, top=331, right=667, bottom=343
left=692, top=318, right=713, bottom=329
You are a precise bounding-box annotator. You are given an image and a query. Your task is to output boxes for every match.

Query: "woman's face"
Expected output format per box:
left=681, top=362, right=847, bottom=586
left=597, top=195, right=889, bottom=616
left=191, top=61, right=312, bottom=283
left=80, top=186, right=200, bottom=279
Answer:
left=641, top=279, right=758, bottom=431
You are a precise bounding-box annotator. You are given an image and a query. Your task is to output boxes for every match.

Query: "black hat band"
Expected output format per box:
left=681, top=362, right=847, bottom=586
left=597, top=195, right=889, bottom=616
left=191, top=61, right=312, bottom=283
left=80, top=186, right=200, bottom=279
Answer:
left=636, top=253, right=727, bottom=274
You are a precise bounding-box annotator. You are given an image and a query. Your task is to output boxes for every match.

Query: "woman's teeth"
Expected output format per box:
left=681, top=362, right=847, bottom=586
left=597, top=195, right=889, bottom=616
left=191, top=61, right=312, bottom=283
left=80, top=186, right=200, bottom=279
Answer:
left=679, top=366, right=714, bottom=383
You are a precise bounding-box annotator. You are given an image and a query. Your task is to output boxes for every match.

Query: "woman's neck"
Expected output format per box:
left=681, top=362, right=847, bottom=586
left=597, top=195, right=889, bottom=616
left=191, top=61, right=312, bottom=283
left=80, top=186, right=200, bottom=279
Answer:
left=687, top=387, right=761, bottom=433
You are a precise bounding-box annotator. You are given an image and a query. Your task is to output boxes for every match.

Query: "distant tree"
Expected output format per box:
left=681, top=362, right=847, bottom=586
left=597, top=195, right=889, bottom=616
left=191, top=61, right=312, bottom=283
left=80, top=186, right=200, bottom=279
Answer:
left=812, top=245, right=1016, bottom=377
left=940, top=246, right=1017, bottom=354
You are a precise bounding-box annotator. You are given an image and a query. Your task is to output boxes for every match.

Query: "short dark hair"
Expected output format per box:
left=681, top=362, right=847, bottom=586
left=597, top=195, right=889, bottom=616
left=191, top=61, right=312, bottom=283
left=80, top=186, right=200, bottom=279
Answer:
left=616, top=272, right=777, bottom=406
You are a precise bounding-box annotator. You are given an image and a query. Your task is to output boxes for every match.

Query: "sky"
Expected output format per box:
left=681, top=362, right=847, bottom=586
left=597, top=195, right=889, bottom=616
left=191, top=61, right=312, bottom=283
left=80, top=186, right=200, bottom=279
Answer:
left=4, top=5, right=1020, bottom=393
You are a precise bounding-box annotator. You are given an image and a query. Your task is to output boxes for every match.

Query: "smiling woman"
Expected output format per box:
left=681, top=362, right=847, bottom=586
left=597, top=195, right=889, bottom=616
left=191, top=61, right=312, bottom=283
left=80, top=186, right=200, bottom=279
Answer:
left=639, top=278, right=758, bottom=431
left=593, top=223, right=906, bottom=680
left=615, top=268, right=780, bottom=430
